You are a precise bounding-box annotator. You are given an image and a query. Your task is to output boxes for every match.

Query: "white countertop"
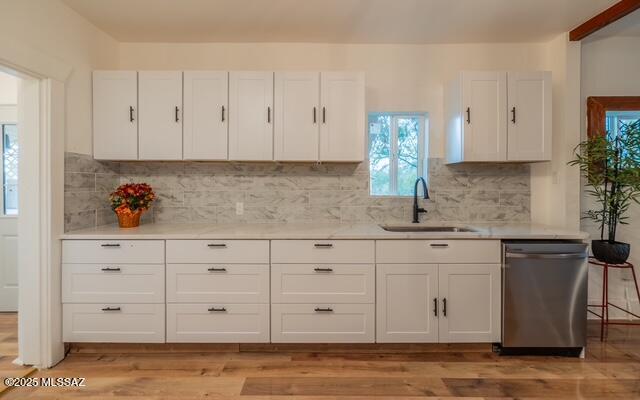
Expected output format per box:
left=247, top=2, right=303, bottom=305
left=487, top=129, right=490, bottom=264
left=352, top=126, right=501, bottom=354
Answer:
left=60, top=222, right=589, bottom=240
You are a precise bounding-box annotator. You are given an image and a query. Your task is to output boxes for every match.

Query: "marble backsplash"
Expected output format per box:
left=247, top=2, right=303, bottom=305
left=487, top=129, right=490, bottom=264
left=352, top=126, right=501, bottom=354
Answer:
left=64, top=152, right=531, bottom=232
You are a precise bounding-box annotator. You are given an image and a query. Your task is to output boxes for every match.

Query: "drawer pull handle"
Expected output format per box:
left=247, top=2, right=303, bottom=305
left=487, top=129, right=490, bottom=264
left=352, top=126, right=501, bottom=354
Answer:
left=314, top=307, right=334, bottom=312
left=101, top=307, right=121, bottom=312
left=208, top=307, right=227, bottom=312
left=101, top=267, right=121, bottom=272
left=430, top=243, right=449, bottom=248
left=434, top=297, right=438, bottom=317
left=207, top=244, right=227, bottom=248
left=101, top=244, right=120, bottom=248
left=314, top=244, right=333, bottom=248
left=314, top=267, right=333, bottom=272
left=442, top=298, right=447, bottom=317
left=207, top=267, right=227, bottom=272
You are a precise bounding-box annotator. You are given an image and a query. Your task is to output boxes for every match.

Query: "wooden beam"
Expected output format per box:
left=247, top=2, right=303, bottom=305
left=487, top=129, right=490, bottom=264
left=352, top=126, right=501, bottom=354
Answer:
left=569, top=0, right=640, bottom=41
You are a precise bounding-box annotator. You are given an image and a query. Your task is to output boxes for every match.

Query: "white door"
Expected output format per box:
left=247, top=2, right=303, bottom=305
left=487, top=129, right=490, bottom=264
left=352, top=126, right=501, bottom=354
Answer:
left=319, top=72, right=365, bottom=161
left=462, top=71, right=507, bottom=161
left=183, top=71, right=229, bottom=160
left=138, top=71, right=183, bottom=160
left=0, top=122, right=18, bottom=311
left=376, top=264, right=439, bottom=343
left=228, top=71, right=273, bottom=161
left=0, top=218, right=17, bottom=312
left=92, top=71, right=138, bottom=160
left=507, top=71, right=552, bottom=161
left=274, top=72, right=319, bottom=161
left=438, top=264, right=501, bottom=343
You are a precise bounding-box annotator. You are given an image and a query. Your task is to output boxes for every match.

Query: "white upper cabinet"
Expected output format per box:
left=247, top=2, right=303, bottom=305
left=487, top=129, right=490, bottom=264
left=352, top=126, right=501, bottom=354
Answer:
left=438, top=264, right=501, bottom=343
left=138, top=71, right=183, bottom=160
left=228, top=71, right=274, bottom=161
left=507, top=71, right=552, bottom=161
left=183, top=71, right=229, bottom=160
left=274, top=72, right=320, bottom=161
left=446, top=70, right=551, bottom=164
left=93, top=71, right=138, bottom=160
left=319, top=72, right=365, bottom=162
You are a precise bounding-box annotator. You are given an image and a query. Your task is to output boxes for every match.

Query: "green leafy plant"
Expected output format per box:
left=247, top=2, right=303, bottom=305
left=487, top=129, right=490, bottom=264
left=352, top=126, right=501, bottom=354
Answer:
left=569, top=119, right=640, bottom=242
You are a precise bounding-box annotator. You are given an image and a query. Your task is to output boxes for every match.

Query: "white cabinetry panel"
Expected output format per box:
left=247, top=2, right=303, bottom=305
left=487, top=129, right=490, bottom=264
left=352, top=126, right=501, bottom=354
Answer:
left=228, top=71, right=274, bottom=160
left=271, top=303, right=374, bottom=343
left=138, top=71, right=183, bottom=160
left=274, top=72, right=320, bottom=161
left=183, top=71, right=229, bottom=160
left=376, top=264, right=439, bottom=343
left=438, top=264, right=501, bottom=343
left=93, top=71, right=138, bottom=160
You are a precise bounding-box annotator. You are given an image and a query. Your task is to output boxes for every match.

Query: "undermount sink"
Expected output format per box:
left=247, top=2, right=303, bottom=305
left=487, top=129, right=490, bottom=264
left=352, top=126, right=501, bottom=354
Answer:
left=380, top=225, right=478, bottom=233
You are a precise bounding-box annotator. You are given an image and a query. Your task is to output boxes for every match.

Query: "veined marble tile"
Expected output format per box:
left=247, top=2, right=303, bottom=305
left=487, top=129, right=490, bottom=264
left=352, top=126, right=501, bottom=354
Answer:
left=95, top=173, right=120, bottom=192
left=96, top=208, right=117, bottom=226
left=339, top=175, right=369, bottom=190
left=437, top=190, right=500, bottom=207
left=340, top=206, right=405, bottom=224
left=64, top=172, right=95, bottom=192
left=154, top=207, right=192, bottom=223
left=191, top=206, right=218, bottom=223
left=155, top=191, right=185, bottom=207
left=65, top=191, right=110, bottom=213
left=65, top=152, right=120, bottom=174
left=500, top=191, right=531, bottom=209
left=184, top=191, right=244, bottom=206
left=120, top=161, right=186, bottom=175
left=246, top=190, right=309, bottom=205
left=289, top=176, right=341, bottom=190
left=64, top=210, right=96, bottom=231
left=309, top=190, right=368, bottom=206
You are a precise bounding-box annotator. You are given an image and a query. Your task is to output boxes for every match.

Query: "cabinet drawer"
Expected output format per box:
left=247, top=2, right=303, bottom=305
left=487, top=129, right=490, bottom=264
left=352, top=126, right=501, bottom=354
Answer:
left=271, top=240, right=374, bottom=264
left=62, top=264, right=165, bottom=303
left=271, top=264, right=374, bottom=303
left=62, top=240, right=165, bottom=264
left=271, top=303, right=375, bottom=343
left=376, top=240, right=500, bottom=264
left=63, top=303, right=165, bottom=343
left=167, top=264, right=269, bottom=303
left=167, top=303, right=270, bottom=343
left=166, top=240, right=269, bottom=264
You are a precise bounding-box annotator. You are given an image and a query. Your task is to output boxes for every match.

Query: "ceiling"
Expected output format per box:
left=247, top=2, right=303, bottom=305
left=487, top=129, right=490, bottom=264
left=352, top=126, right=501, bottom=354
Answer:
left=62, top=0, right=619, bottom=44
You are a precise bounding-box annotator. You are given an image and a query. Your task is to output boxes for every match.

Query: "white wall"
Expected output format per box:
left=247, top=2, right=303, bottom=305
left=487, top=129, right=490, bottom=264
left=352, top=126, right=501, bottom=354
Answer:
left=581, top=36, right=640, bottom=317
left=118, top=42, right=547, bottom=159
left=0, top=0, right=119, bottom=154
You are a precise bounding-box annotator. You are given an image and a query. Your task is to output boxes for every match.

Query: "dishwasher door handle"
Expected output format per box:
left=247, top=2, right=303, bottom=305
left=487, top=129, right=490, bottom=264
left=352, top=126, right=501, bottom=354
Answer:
left=505, top=252, right=586, bottom=260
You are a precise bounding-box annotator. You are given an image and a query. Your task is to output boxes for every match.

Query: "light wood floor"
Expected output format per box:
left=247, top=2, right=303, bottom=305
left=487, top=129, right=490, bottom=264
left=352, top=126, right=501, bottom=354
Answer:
left=1, top=314, right=640, bottom=399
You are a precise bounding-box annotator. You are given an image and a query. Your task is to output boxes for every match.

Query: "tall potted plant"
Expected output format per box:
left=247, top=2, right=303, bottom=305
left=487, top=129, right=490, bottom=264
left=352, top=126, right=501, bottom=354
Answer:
left=570, top=119, right=640, bottom=264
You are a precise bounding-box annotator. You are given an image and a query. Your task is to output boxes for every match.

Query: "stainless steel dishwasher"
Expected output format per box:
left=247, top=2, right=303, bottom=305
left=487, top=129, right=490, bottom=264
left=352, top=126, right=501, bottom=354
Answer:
left=502, top=241, right=588, bottom=354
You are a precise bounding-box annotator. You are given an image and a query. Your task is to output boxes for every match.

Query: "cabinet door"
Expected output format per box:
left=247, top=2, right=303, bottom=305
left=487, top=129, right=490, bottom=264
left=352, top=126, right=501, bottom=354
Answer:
left=462, top=71, right=507, bottom=161
left=438, top=264, right=501, bottom=343
left=376, top=264, right=439, bottom=343
left=93, top=71, right=138, bottom=160
left=507, top=71, right=551, bottom=161
left=228, top=71, right=273, bottom=161
left=183, top=71, right=228, bottom=160
left=138, top=71, right=183, bottom=160
left=319, top=72, right=365, bottom=161
left=274, top=72, right=319, bottom=161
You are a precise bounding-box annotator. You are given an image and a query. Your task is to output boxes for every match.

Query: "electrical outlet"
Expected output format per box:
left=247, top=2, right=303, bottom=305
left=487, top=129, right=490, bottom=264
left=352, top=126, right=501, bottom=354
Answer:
left=235, top=202, right=244, bottom=215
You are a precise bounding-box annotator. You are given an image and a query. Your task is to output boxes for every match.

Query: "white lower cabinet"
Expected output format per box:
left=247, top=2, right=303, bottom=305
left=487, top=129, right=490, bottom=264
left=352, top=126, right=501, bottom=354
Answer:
left=62, top=239, right=501, bottom=345
left=376, top=264, right=439, bottom=343
left=376, top=262, right=501, bottom=343
left=271, top=303, right=375, bottom=343
left=63, top=303, right=165, bottom=343
left=167, top=303, right=270, bottom=343
left=438, top=264, right=501, bottom=343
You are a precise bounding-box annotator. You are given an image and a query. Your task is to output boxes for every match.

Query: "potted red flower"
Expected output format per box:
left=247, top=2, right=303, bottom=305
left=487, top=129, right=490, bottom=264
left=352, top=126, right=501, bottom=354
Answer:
left=109, top=183, right=155, bottom=228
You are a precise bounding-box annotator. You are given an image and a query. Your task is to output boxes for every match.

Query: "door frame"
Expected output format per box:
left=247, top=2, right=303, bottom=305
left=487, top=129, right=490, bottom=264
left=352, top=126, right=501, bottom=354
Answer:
left=0, top=37, right=70, bottom=368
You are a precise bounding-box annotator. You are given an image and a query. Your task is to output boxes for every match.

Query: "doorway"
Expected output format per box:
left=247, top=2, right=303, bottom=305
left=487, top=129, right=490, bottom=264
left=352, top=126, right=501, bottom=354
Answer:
left=0, top=70, right=18, bottom=312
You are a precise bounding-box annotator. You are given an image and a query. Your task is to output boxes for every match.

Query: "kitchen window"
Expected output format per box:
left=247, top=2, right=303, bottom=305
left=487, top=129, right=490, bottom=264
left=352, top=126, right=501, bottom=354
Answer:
left=2, top=124, right=18, bottom=215
left=368, top=113, right=427, bottom=196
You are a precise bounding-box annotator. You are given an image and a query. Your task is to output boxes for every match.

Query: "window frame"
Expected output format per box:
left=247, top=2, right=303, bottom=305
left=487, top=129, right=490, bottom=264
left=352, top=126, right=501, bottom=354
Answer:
left=368, top=112, right=428, bottom=197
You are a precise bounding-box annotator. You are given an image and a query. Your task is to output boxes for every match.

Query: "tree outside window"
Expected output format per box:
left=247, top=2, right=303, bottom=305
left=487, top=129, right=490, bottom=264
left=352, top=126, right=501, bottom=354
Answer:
left=368, top=113, right=427, bottom=196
